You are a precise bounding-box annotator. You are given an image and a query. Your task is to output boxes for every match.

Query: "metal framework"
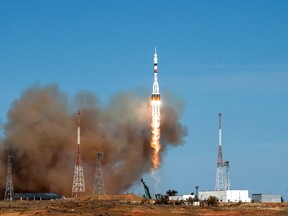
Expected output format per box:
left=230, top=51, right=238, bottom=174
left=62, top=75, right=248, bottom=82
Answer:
left=215, top=145, right=225, bottom=190
left=93, top=152, right=105, bottom=195
left=4, top=155, right=14, bottom=201
left=224, top=160, right=231, bottom=190
left=215, top=113, right=231, bottom=191
left=72, top=112, right=85, bottom=197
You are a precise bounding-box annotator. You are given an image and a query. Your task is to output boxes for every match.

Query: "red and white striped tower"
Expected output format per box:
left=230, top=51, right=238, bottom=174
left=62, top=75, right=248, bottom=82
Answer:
left=72, top=111, right=85, bottom=197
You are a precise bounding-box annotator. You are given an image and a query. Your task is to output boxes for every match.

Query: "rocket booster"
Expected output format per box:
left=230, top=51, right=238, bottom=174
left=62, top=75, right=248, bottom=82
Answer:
left=151, top=48, right=160, bottom=100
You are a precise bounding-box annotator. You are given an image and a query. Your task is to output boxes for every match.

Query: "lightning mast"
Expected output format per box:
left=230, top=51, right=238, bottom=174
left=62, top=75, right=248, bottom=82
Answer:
left=4, top=155, right=14, bottom=201
left=93, top=152, right=105, bottom=195
left=215, top=113, right=225, bottom=191
left=72, top=111, right=86, bottom=197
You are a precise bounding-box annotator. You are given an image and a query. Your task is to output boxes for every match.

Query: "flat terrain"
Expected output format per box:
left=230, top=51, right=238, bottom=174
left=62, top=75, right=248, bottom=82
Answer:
left=0, top=195, right=288, bottom=216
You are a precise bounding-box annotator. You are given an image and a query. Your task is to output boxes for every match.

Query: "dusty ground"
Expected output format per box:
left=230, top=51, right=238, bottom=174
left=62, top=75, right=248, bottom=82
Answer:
left=0, top=195, right=288, bottom=216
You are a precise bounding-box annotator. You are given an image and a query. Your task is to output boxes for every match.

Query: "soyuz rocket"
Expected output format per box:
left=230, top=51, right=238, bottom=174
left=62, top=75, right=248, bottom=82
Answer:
left=151, top=48, right=160, bottom=100
left=150, top=48, right=161, bottom=170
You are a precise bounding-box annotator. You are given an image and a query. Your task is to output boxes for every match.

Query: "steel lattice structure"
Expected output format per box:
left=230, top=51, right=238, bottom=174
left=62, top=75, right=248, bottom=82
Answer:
left=72, top=112, right=85, bottom=197
left=4, top=155, right=14, bottom=201
left=215, top=144, right=225, bottom=190
left=215, top=113, right=231, bottom=191
left=224, top=160, right=231, bottom=190
left=93, top=152, right=105, bottom=195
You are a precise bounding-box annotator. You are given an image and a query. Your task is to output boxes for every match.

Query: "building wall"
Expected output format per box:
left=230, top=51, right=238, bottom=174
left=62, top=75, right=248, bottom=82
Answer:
left=199, top=191, right=226, bottom=202
left=252, top=194, right=281, bottom=203
left=199, top=190, right=250, bottom=202
left=169, top=194, right=195, bottom=201
left=226, top=190, right=250, bottom=202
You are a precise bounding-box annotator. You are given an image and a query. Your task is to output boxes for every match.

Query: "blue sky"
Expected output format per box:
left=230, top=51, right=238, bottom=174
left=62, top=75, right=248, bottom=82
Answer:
left=1, top=0, right=288, bottom=198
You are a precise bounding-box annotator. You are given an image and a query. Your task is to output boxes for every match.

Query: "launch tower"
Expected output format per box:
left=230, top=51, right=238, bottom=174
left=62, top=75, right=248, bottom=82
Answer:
left=4, top=155, right=14, bottom=201
left=93, top=152, right=105, bottom=195
left=72, top=111, right=86, bottom=197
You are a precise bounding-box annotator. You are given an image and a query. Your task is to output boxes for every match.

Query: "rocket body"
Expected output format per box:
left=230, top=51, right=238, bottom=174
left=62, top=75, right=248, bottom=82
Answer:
left=151, top=48, right=160, bottom=100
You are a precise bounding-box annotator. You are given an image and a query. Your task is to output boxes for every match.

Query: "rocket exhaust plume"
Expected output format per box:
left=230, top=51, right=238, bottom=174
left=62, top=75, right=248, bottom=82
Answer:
left=150, top=48, right=161, bottom=170
left=0, top=83, right=186, bottom=196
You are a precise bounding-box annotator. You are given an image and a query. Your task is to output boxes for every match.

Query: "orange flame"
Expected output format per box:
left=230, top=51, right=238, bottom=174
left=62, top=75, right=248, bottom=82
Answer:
left=151, top=99, right=161, bottom=170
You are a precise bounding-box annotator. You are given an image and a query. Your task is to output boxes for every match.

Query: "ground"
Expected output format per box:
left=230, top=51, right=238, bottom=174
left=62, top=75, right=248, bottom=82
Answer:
left=0, top=195, right=288, bottom=216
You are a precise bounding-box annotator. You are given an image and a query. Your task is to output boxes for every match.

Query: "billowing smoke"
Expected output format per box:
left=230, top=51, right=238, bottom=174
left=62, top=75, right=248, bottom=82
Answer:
left=0, top=84, right=187, bottom=196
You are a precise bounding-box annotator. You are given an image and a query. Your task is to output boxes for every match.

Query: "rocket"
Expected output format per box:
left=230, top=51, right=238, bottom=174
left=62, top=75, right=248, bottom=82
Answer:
left=151, top=48, right=160, bottom=100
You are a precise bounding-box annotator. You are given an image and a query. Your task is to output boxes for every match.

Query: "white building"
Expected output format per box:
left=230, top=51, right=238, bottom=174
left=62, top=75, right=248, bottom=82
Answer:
left=252, top=194, right=282, bottom=203
left=199, top=190, right=251, bottom=202
left=169, top=194, right=195, bottom=201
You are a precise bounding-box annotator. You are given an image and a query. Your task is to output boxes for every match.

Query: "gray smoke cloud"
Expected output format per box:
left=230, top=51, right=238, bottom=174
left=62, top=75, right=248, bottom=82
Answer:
left=0, top=84, right=187, bottom=196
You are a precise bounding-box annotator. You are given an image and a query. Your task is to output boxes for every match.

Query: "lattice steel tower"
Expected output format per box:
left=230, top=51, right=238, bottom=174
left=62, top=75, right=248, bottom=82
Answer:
left=4, top=155, right=14, bottom=201
left=215, top=113, right=231, bottom=191
left=215, top=113, right=225, bottom=191
left=93, top=152, right=105, bottom=195
left=72, top=111, right=86, bottom=197
left=224, top=160, right=231, bottom=190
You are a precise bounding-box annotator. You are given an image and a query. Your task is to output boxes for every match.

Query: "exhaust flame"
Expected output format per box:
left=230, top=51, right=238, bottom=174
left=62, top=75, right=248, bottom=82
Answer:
left=151, top=99, right=161, bottom=170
